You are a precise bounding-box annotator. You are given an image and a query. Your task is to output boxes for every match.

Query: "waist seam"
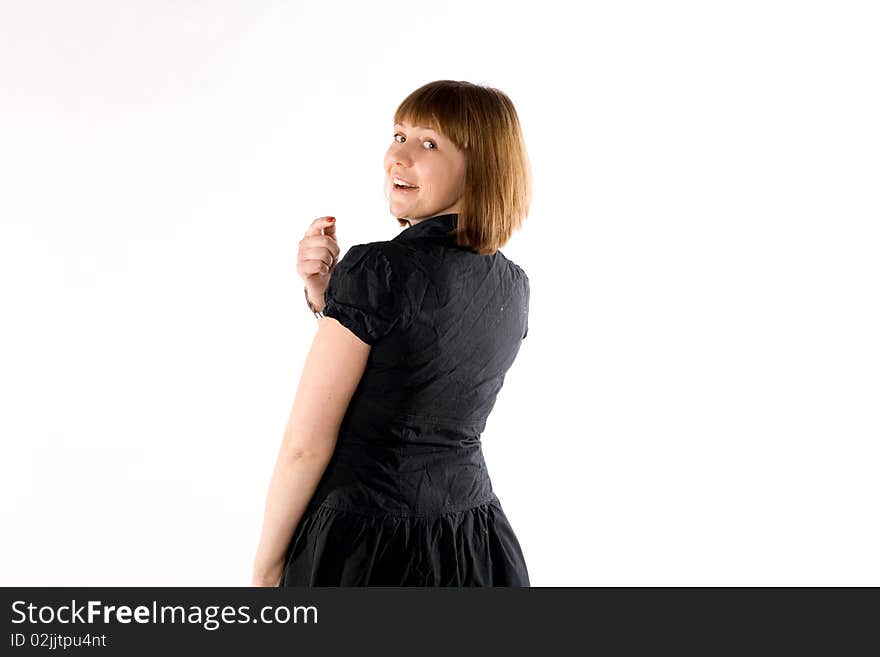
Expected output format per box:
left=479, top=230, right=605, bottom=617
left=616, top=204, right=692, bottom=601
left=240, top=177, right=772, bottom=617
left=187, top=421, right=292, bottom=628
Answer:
left=391, top=411, right=487, bottom=428
left=312, top=491, right=498, bottom=519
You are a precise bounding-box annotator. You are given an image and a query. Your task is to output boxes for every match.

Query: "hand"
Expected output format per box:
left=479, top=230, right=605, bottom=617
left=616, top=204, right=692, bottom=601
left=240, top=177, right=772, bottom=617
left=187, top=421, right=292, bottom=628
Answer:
left=298, top=216, right=339, bottom=312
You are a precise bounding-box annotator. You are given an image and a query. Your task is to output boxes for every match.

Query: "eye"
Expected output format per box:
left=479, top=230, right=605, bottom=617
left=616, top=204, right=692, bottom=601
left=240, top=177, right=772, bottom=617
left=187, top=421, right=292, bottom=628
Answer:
left=394, top=132, right=437, bottom=150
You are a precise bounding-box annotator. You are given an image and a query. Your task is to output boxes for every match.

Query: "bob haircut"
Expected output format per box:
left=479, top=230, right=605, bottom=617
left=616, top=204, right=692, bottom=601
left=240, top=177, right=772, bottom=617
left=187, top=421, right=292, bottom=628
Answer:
left=393, top=80, right=532, bottom=255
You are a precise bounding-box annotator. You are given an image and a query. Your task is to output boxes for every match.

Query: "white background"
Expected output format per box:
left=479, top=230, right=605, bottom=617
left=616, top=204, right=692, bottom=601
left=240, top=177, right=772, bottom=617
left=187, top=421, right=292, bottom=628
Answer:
left=1, top=0, right=877, bottom=586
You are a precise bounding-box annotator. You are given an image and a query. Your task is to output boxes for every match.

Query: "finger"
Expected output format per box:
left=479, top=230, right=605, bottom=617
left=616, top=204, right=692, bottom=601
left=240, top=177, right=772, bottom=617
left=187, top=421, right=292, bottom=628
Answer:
left=298, top=251, right=332, bottom=276
left=305, top=216, right=336, bottom=238
left=301, top=246, right=336, bottom=268
left=300, top=237, right=340, bottom=263
left=299, top=260, right=328, bottom=277
left=305, top=259, right=330, bottom=275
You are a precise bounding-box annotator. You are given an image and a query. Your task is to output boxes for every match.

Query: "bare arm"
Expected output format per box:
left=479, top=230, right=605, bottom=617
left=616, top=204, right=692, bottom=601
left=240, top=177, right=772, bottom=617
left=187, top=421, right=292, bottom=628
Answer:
left=251, top=315, right=371, bottom=586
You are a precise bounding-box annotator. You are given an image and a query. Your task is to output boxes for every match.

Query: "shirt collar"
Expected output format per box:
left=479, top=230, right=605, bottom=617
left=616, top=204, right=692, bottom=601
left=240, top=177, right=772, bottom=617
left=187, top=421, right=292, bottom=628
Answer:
left=392, top=213, right=458, bottom=242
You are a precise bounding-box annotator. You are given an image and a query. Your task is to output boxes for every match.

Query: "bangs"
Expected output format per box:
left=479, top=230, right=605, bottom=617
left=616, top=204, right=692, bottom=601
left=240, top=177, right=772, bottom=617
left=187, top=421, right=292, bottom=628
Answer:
left=393, top=83, right=471, bottom=150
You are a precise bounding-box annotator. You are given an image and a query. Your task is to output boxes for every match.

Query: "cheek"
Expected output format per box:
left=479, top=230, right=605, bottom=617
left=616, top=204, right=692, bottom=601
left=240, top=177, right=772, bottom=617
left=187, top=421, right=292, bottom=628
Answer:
left=423, top=162, right=448, bottom=188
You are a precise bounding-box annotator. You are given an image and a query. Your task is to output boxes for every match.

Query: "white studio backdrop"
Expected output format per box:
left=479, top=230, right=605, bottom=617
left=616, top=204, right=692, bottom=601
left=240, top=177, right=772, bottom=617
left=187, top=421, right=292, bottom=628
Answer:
left=1, top=0, right=878, bottom=586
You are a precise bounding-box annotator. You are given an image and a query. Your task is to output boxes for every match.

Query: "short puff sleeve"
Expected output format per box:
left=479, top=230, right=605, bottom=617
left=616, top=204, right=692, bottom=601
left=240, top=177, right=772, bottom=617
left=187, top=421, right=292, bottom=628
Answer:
left=322, top=243, right=404, bottom=345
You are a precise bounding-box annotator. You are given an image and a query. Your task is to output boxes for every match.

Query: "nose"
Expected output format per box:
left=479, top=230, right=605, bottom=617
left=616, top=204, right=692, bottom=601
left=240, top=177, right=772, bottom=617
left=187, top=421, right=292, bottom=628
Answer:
left=390, top=146, right=412, bottom=169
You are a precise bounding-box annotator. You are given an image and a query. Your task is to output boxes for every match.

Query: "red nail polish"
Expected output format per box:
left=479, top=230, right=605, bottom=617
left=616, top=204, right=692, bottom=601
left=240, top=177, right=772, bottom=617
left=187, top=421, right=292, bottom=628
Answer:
left=328, top=216, right=335, bottom=222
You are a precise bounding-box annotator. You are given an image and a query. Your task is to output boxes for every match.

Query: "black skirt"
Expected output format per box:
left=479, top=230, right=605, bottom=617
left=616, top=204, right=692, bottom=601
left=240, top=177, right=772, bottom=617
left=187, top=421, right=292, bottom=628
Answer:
left=280, top=492, right=530, bottom=587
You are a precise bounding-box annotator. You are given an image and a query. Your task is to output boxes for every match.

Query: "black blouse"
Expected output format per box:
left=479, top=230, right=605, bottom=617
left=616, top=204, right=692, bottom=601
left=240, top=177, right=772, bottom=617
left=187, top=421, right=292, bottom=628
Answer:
left=281, top=212, right=531, bottom=586
left=322, top=212, right=529, bottom=428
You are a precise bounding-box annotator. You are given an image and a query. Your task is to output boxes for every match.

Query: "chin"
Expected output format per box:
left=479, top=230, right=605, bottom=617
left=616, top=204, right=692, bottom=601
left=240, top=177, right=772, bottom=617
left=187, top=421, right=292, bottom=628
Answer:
left=391, top=201, right=415, bottom=213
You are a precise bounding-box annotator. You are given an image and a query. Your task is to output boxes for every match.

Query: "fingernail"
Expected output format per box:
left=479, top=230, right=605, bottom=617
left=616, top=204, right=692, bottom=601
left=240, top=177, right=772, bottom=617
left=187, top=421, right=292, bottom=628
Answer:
left=327, top=216, right=335, bottom=222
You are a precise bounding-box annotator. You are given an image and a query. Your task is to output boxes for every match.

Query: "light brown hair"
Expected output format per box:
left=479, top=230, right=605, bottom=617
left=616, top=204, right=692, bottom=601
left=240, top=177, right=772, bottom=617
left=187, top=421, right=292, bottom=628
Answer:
left=393, top=80, right=532, bottom=255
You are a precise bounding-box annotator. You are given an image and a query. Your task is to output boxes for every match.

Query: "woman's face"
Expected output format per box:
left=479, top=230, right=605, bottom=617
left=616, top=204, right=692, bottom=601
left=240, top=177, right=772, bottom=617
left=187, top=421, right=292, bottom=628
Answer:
left=384, top=120, right=466, bottom=222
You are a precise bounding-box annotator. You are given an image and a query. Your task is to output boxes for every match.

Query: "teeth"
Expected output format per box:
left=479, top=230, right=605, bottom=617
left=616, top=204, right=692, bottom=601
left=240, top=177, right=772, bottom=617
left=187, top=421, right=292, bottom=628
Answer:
left=393, top=177, right=417, bottom=188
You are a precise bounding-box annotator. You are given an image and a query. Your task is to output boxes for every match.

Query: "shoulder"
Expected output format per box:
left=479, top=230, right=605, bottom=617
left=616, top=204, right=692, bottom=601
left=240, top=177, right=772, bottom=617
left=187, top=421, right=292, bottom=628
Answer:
left=331, top=239, right=431, bottom=303
left=338, top=239, right=427, bottom=287
left=336, top=240, right=388, bottom=267
left=330, top=241, right=403, bottom=285
left=497, top=250, right=529, bottom=284
left=511, top=261, right=529, bottom=283
left=338, top=239, right=409, bottom=267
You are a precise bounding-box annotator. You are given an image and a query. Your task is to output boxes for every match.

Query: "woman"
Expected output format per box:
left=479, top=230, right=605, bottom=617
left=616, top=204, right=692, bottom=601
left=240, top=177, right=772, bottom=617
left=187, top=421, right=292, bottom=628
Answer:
left=252, top=80, right=532, bottom=586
